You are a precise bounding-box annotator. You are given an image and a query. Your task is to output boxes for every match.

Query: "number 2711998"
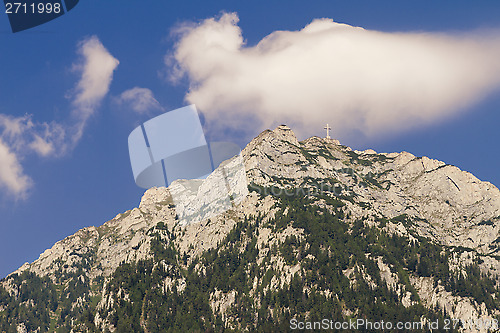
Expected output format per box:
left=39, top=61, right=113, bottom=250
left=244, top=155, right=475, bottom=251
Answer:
left=5, top=2, right=61, bottom=14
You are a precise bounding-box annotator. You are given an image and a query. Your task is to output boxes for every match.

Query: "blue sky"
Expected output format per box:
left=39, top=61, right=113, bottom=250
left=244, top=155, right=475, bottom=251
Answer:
left=1, top=1, right=500, bottom=278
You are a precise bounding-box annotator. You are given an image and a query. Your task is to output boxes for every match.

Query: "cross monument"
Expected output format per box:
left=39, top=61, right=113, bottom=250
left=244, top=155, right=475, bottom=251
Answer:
left=324, top=123, right=331, bottom=139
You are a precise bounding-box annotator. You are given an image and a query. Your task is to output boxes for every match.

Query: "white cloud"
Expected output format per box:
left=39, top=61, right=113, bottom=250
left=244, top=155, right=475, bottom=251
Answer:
left=0, top=114, right=67, bottom=198
left=28, top=135, right=54, bottom=156
left=0, top=114, right=33, bottom=142
left=0, top=36, right=118, bottom=199
left=169, top=13, right=500, bottom=140
left=0, top=138, right=32, bottom=199
left=71, top=35, right=119, bottom=142
left=118, top=87, right=163, bottom=114
left=0, top=114, right=67, bottom=158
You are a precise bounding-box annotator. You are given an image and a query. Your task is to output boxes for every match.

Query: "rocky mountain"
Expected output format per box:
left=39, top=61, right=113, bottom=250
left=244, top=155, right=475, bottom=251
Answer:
left=1, top=125, right=500, bottom=332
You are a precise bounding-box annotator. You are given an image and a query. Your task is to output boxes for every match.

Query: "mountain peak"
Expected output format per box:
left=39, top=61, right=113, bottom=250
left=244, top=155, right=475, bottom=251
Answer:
left=272, top=124, right=299, bottom=145
left=139, top=186, right=171, bottom=210
left=3, top=124, right=500, bottom=332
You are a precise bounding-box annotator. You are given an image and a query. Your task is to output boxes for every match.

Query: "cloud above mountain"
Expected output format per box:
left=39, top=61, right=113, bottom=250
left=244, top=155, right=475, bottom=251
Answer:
left=117, top=87, right=163, bottom=114
left=71, top=36, right=119, bottom=143
left=168, top=12, right=500, bottom=140
left=0, top=36, right=118, bottom=199
left=0, top=138, right=31, bottom=198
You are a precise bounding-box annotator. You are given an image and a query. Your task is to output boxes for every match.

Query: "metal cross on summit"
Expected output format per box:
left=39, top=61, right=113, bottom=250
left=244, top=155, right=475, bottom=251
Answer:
left=324, top=124, right=332, bottom=139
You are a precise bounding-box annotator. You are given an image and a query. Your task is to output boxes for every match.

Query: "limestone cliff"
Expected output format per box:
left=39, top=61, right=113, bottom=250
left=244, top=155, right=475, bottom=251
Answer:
left=1, top=125, right=499, bottom=333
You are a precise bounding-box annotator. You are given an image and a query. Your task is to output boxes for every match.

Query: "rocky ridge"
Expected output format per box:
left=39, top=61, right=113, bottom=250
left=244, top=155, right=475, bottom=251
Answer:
left=1, top=125, right=500, bottom=332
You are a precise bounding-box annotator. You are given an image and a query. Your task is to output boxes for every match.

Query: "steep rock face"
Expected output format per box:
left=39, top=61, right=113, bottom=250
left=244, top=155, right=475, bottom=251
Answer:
left=10, top=190, right=176, bottom=281
left=243, top=125, right=500, bottom=253
left=1, top=125, right=500, bottom=332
